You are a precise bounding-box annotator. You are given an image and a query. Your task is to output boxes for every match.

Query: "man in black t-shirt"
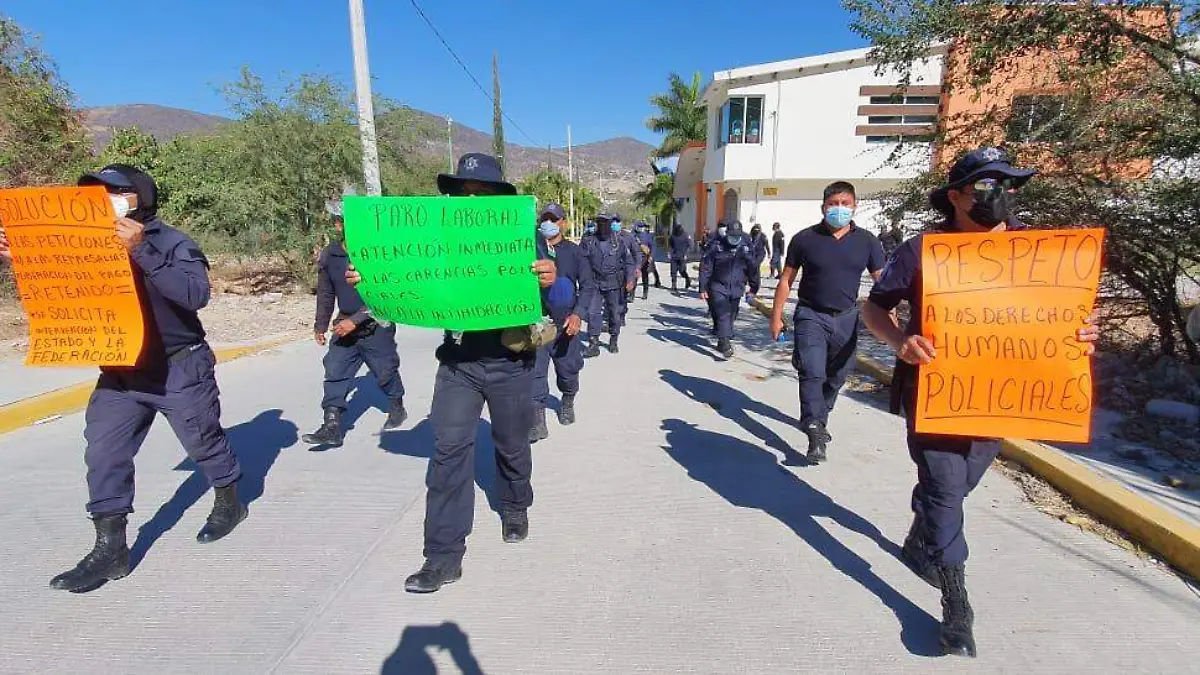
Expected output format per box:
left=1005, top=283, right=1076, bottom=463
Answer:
left=769, top=182, right=885, bottom=464
left=769, top=223, right=785, bottom=279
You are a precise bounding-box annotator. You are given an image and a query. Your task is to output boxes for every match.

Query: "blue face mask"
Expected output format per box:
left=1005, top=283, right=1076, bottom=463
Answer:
left=539, top=220, right=560, bottom=238
left=611, top=222, right=621, bottom=232
left=727, top=235, right=743, bottom=246
left=824, top=205, right=854, bottom=230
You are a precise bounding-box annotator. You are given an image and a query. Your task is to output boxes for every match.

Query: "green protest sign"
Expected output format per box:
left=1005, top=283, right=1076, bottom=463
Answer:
left=342, top=195, right=542, bottom=331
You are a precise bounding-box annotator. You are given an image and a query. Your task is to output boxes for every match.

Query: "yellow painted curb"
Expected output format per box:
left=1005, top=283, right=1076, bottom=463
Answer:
left=0, top=336, right=298, bottom=437
left=853, top=353, right=1200, bottom=580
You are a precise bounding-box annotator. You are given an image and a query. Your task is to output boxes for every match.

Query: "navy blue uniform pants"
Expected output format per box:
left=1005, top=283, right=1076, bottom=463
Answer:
left=709, top=288, right=742, bottom=340
left=83, top=344, right=242, bottom=515
left=424, top=358, right=534, bottom=567
left=640, top=259, right=660, bottom=292
left=320, top=322, right=405, bottom=410
left=620, top=285, right=631, bottom=320
left=533, top=328, right=583, bottom=407
left=792, top=306, right=860, bottom=428
left=669, top=258, right=690, bottom=287
left=903, top=393, right=1000, bottom=566
left=588, top=288, right=623, bottom=338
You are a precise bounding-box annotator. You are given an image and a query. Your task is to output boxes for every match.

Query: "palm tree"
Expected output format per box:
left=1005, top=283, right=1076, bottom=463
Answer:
left=633, top=173, right=679, bottom=228
left=646, top=72, right=707, bottom=159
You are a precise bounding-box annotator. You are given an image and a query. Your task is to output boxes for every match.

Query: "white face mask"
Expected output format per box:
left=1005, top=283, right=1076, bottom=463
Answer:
left=110, top=195, right=132, bottom=219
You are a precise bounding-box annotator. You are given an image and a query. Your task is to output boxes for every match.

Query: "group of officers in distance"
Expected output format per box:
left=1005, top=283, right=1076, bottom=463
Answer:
left=0, top=146, right=1101, bottom=659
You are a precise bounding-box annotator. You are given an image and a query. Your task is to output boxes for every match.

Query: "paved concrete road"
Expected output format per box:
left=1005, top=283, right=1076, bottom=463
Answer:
left=0, top=288, right=1196, bottom=674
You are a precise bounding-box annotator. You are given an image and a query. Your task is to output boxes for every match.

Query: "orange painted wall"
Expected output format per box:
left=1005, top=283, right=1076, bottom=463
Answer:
left=936, top=8, right=1167, bottom=179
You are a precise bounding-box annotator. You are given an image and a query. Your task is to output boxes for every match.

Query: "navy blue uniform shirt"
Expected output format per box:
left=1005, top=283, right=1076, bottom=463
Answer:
left=126, top=218, right=210, bottom=362
left=772, top=230, right=786, bottom=258
left=545, top=238, right=595, bottom=323
left=669, top=231, right=691, bottom=260
left=315, top=241, right=370, bottom=332
left=785, top=222, right=886, bottom=313
left=698, top=238, right=761, bottom=295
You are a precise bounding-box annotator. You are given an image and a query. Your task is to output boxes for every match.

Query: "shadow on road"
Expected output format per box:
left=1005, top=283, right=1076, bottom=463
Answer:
left=130, top=409, right=297, bottom=569
left=380, top=417, right=501, bottom=515
left=304, top=375, right=388, bottom=451
left=380, top=621, right=485, bottom=675
left=659, top=369, right=807, bottom=466
left=660, top=417, right=941, bottom=657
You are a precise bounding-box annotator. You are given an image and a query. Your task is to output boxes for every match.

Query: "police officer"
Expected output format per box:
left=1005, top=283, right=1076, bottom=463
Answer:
left=770, top=222, right=786, bottom=279
left=633, top=221, right=660, bottom=298
left=22, top=165, right=245, bottom=592
left=699, top=221, right=760, bottom=358
left=749, top=223, right=769, bottom=269
left=703, top=222, right=729, bottom=335
left=861, top=148, right=1100, bottom=657
left=345, top=153, right=557, bottom=593
left=769, top=181, right=885, bottom=465
left=614, top=216, right=641, bottom=321
left=582, top=213, right=635, bottom=356
left=530, top=203, right=593, bottom=441
left=302, top=214, right=407, bottom=447
left=668, top=224, right=692, bottom=292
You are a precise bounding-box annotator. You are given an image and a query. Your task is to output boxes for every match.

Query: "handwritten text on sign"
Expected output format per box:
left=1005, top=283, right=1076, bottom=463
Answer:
left=916, top=229, right=1105, bottom=443
left=342, top=195, right=541, bottom=331
left=0, top=186, right=145, bottom=367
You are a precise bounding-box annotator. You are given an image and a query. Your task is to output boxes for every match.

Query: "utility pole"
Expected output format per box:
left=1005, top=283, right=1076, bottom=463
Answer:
left=348, top=0, right=381, bottom=196
left=446, top=115, right=454, bottom=173
left=567, top=124, right=575, bottom=237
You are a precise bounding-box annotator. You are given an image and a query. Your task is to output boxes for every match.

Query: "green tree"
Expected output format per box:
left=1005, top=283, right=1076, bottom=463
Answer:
left=633, top=173, right=679, bottom=229
left=0, top=15, right=91, bottom=187
left=517, top=169, right=602, bottom=231
left=492, top=52, right=506, bottom=176
left=97, top=127, right=161, bottom=174
left=844, top=0, right=1200, bottom=362
left=646, top=72, right=707, bottom=159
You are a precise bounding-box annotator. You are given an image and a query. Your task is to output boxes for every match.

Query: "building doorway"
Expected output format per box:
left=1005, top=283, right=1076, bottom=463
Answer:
left=722, top=187, right=739, bottom=223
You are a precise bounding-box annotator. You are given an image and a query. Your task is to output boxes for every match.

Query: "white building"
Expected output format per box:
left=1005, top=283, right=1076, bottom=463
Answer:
left=674, top=45, right=947, bottom=244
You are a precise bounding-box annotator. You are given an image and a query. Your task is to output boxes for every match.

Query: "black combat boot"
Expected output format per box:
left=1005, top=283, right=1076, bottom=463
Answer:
left=584, top=336, right=601, bottom=359
left=302, top=408, right=344, bottom=446
left=530, top=407, right=549, bottom=443
left=501, top=509, right=529, bottom=543
left=902, top=513, right=940, bottom=588
left=558, top=393, right=576, bottom=425
left=197, top=482, right=248, bottom=543
left=672, top=282, right=679, bottom=293
left=405, top=559, right=463, bottom=594
left=608, top=335, right=620, bottom=354
left=805, top=422, right=829, bottom=464
left=717, top=338, right=734, bottom=358
left=641, top=288, right=648, bottom=300
left=935, top=564, right=977, bottom=658
left=50, top=514, right=130, bottom=592
left=382, top=399, right=408, bottom=432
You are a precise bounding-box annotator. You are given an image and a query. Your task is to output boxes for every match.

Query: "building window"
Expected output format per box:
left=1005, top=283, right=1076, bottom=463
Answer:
left=1007, top=95, right=1070, bottom=143
left=866, top=134, right=935, bottom=144
left=719, top=96, right=764, bottom=146
left=869, top=94, right=940, bottom=105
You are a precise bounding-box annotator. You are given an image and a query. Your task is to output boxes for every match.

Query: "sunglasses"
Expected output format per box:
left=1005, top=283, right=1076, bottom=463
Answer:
left=971, top=178, right=1018, bottom=195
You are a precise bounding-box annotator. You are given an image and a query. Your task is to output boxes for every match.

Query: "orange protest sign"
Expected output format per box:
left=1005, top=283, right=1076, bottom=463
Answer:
left=0, top=186, right=145, bottom=367
left=916, top=228, right=1105, bottom=443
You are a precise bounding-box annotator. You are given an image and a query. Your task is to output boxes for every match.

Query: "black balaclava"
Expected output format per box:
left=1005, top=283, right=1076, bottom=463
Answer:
left=105, top=164, right=159, bottom=224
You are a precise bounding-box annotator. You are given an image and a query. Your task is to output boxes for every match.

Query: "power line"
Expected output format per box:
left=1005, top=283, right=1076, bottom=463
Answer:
left=408, top=0, right=543, bottom=148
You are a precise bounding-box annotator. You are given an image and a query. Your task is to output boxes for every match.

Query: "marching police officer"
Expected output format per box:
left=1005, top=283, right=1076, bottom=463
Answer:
left=634, top=221, right=660, bottom=298
left=17, top=165, right=246, bottom=592
left=615, top=216, right=641, bottom=323
left=345, top=153, right=557, bottom=593
left=769, top=181, right=886, bottom=464
left=703, top=222, right=729, bottom=335
left=770, top=222, right=786, bottom=279
left=699, top=221, right=760, bottom=358
left=302, top=214, right=407, bottom=448
left=530, top=203, right=593, bottom=441
left=668, top=224, right=692, bottom=292
left=861, top=148, right=1100, bottom=657
left=582, top=213, right=635, bottom=357
left=749, top=223, right=769, bottom=269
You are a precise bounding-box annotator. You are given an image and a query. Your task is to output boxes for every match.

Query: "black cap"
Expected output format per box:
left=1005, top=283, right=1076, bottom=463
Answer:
left=725, top=221, right=745, bottom=238
left=539, top=203, right=566, bottom=220
left=78, top=166, right=136, bottom=190
left=930, top=147, right=1036, bottom=214
left=437, top=153, right=517, bottom=196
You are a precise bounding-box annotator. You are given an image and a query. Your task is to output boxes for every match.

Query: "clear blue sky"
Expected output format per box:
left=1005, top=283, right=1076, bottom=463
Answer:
left=5, top=0, right=868, bottom=148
